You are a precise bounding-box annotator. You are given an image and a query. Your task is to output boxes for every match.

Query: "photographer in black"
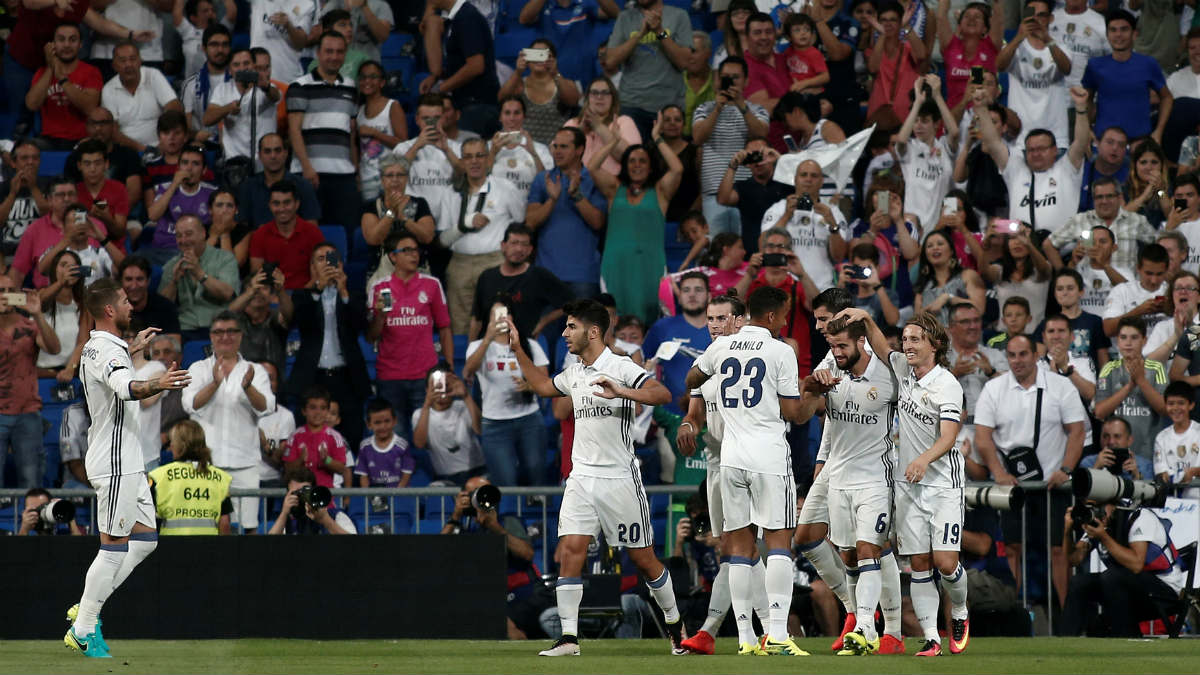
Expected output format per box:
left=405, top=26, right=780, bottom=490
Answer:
left=441, top=476, right=550, bottom=639
left=266, top=467, right=356, bottom=535
left=1060, top=500, right=1186, bottom=636
left=670, top=490, right=721, bottom=633
left=16, top=488, right=84, bottom=536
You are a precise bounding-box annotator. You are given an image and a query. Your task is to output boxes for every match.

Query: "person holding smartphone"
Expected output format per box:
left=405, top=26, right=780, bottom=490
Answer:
left=1166, top=174, right=1200, bottom=270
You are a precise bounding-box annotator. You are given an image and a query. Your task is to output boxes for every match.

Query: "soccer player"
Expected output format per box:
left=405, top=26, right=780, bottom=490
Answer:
left=799, top=315, right=897, bottom=655
left=685, top=287, right=809, bottom=656
left=505, top=300, right=686, bottom=657
left=65, top=278, right=192, bottom=658
left=835, top=307, right=969, bottom=656
left=676, top=292, right=771, bottom=655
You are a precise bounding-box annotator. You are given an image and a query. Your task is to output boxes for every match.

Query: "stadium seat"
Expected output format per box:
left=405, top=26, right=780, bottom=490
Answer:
left=319, top=225, right=348, bottom=261
left=381, top=32, right=413, bottom=59
left=39, top=151, right=70, bottom=177
left=182, top=340, right=211, bottom=367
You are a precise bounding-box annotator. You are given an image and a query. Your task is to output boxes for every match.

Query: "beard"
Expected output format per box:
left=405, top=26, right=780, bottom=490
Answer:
left=835, top=347, right=861, bottom=372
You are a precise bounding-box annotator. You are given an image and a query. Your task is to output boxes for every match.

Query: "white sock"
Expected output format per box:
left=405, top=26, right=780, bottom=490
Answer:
left=765, top=550, right=794, bottom=641
left=646, top=568, right=681, bottom=624
left=854, top=558, right=881, bottom=641
left=750, top=556, right=770, bottom=625
left=555, top=577, right=583, bottom=638
left=73, top=544, right=126, bottom=636
left=727, top=559, right=757, bottom=644
left=879, top=548, right=903, bottom=638
left=111, top=533, right=157, bottom=592
left=700, top=560, right=731, bottom=636
left=910, top=569, right=941, bottom=642
left=798, top=538, right=852, bottom=612
left=940, top=563, right=970, bottom=620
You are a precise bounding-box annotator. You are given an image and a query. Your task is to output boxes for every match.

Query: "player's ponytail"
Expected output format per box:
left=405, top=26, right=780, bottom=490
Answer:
left=170, top=419, right=214, bottom=477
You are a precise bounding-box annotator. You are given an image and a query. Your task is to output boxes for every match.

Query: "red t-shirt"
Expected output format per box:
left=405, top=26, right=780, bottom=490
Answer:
left=282, top=425, right=348, bottom=488
left=748, top=272, right=813, bottom=377
left=7, top=1, right=89, bottom=70
left=77, top=179, right=131, bottom=217
left=248, top=218, right=325, bottom=290
left=942, top=35, right=998, bottom=109
left=745, top=51, right=792, bottom=102
left=368, top=273, right=450, bottom=381
left=783, top=46, right=828, bottom=87
left=0, top=315, right=42, bottom=415
left=32, top=61, right=102, bottom=141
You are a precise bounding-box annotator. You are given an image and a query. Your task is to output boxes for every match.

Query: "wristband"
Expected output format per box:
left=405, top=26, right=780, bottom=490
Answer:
left=1061, top=465, right=1074, bottom=475
left=656, top=30, right=669, bottom=41
left=680, top=421, right=695, bottom=432
left=570, top=190, right=585, bottom=202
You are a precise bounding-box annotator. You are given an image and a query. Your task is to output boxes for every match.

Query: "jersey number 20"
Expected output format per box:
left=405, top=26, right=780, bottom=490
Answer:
left=720, top=357, right=766, bottom=408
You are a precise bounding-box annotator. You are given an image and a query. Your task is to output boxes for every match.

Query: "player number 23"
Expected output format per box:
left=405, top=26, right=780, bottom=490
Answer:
left=719, top=357, right=766, bottom=408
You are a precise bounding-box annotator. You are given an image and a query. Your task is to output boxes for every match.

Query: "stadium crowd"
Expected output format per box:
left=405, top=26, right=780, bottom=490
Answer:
left=1, top=0, right=1198, bottom=642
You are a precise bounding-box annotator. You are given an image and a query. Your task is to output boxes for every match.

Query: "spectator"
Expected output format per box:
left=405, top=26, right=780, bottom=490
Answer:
left=1166, top=27, right=1200, bottom=100
left=603, top=0, right=693, bottom=142
left=1061, top=500, right=1185, bottom=637
left=947, top=301, right=1008, bottom=418
left=469, top=224, right=571, bottom=340
left=8, top=179, right=107, bottom=289
left=248, top=180, right=326, bottom=290
left=774, top=90, right=846, bottom=181
left=0, top=279, right=59, bottom=488
left=675, top=211, right=710, bottom=271
left=355, top=60, right=407, bottom=203
left=361, top=155, right=436, bottom=285
left=412, top=364, right=486, bottom=485
left=660, top=232, right=750, bottom=315
left=464, top=297, right=550, bottom=486
left=268, top=465, right=357, bottom=534
left=146, top=145, right=218, bottom=267
left=1103, top=243, right=1170, bottom=337
left=394, top=94, right=464, bottom=233
left=101, top=41, right=183, bottom=152
left=930, top=189, right=987, bottom=271
left=181, top=23, right=233, bottom=145
left=305, top=9, right=370, bottom=80
left=281, top=388, right=353, bottom=491
left=34, top=250, right=88, bottom=381
left=419, top=0, right=501, bottom=137
left=288, top=30, right=361, bottom=234
left=1169, top=174, right=1200, bottom=269
left=36, top=202, right=122, bottom=284
left=64, top=107, right=144, bottom=211
left=368, top=230, right=454, bottom=439
left=1145, top=271, right=1199, bottom=362
left=659, top=104, right=699, bottom=223
left=250, top=0, right=319, bottom=85
left=839, top=243, right=899, bottom=326
left=205, top=48, right=281, bottom=164
left=134, top=333, right=174, bottom=469
left=682, top=31, right=715, bottom=140
left=935, top=0, right=1003, bottom=110
left=951, top=100, right=1010, bottom=219
left=731, top=227, right=818, bottom=375
left=207, top=188, right=248, bottom=267
left=1037, top=312, right=1098, bottom=410
left=229, top=264, right=291, bottom=376
left=1094, top=316, right=1167, bottom=467
left=989, top=296, right=1032, bottom=350
left=238, top=133, right=321, bottom=228
left=1050, top=0, right=1110, bottom=99
left=488, top=97, right=551, bottom=203
left=1157, top=230, right=1188, bottom=279
left=1034, top=268, right=1111, bottom=372
left=564, top=76, right=642, bottom=176
left=895, top=75, right=958, bottom=232
left=321, top=0, right=393, bottom=63
left=519, top=0, right=620, bottom=89
left=975, top=86, right=1091, bottom=235
left=354, top=398, right=414, bottom=488
left=864, top=1, right=927, bottom=126
left=692, top=56, right=769, bottom=236
left=742, top=11, right=790, bottom=116
left=24, top=23, right=102, bottom=150
left=437, top=94, right=481, bottom=145
left=1154, top=381, right=1200, bottom=494
left=760, top=158, right=848, bottom=291
left=117, top=256, right=181, bottom=342
left=148, top=419, right=234, bottom=535
left=140, top=111, right=196, bottom=202
left=288, top=242, right=370, bottom=448
left=643, top=271, right=711, bottom=415
left=497, top=38, right=582, bottom=146
left=1044, top=181, right=1154, bottom=279
left=981, top=220, right=1053, bottom=331
left=74, top=139, right=131, bottom=241
left=806, top=0, right=864, bottom=133
left=89, top=0, right=169, bottom=73
left=588, top=115, right=684, bottom=324
left=1076, top=127, right=1131, bottom=213
left=781, top=13, right=829, bottom=96
left=0, top=140, right=51, bottom=257
left=525, top=126, right=608, bottom=300
left=17, top=487, right=84, bottom=535
left=1081, top=10, right=1172, bottom=144
left=974, top=334, right=1087, bottom=609
left=257, top=361, right=294, bottom=489
left=1124, top=139, right=1172, bottom=229
left=997, top=0, right=1070, bottom=149
left=174, top=0, right=237, bottom=80
left=159, top=215, right=239, bottom=339
left=715, top=138, right=790, bottom=254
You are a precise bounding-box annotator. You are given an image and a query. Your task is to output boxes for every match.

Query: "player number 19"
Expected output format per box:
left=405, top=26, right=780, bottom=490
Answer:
left=942, top=522, right=960, bottom=545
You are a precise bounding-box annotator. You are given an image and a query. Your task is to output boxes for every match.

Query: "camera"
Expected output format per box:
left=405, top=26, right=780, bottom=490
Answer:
left=1070, top=501, right=1106, bottom=537
left=470, top=484, right=501, bottom=513
left=964, top=484, right=1025, bottom=512
left=235, top=69, right=259, bottom=85
left=685, top=514, right=711, bottom=541
left=742, top=150, right=763, bottom=165
left=845, top=265, right=873, bottom=281
left=291, top=484, right=332, bottom=519
left=1071, top=467, right=1166, bottom=508
left=720, top=74, right=734, bottom=91
left=796, top=193, right=814, bottom=211
left=38, top=498, right=76, bottom=526
left=762, top=252, right=788, bottom=267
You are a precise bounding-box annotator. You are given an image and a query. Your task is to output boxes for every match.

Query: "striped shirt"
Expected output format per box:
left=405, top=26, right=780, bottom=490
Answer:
left=692, top=100, right=768, bottom=195
left=287, top=71, right=358, bottom=175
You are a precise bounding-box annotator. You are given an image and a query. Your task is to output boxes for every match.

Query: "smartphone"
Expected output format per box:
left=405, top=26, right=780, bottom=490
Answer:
left=421, top=115, right=441, bottom=129
left=1, top=292, right=26, bottom=307
left=875, top=191, right=889, bottom=215
left=94, top=199, right=108, bottom=210
left=762, top=252, right=788, bottom=267
left=1079, top=229, right=1093, bottom=242
left=1022, top=6, right=1036, bottom=20
left=942, top=196, right=957, bottom=216
left=521, top=47, right=550, bottom=63
left=995, top=219, right=1021, bottom=233
left=1110, top=447, right=1130, bottom=473
left=235, top=69, right=259, bottom=85
left=379, top=287, right=393, bottom=313
left=431, top=370, right=447, bottom=395
left=1176, top=198, right=1189, bottom=211
left=261, top=261, right=277, bottom=288
left=970, top=65, right=984, bottom=85
left=720, top=74, right=734, bottom=91
left=324, top=249, right=342, bottom=266
left=783, top=134, right=799, bottom=153
left=78, top=265, right=92, bottom=280
left=845, top=264, right=871, bottom=280
left=493, top=305, right=509, bottom=333
left=73, top=211, right=87, bottom=225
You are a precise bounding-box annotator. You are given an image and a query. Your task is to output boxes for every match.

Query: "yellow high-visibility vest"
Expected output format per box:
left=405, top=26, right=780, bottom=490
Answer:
left=148, top=461, right=231, bottom=535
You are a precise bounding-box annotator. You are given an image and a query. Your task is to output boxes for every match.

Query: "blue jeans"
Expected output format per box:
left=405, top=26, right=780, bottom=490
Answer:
left=1, top=412, right=44, bottom=488
left=376, top=378, right=429, bottom=440
left=702, top=194, right=742, bottom=237
left=481, top=411, right=547, bottom=486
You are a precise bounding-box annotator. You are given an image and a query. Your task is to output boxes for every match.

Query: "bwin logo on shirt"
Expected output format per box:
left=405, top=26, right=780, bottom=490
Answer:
left=1019, top=193, right=1057, bottom=209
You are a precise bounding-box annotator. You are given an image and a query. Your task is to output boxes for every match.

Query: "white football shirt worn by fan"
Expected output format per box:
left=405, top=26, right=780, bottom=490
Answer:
left=821, top=352, right=897, bottom=489
left=552, top=347, right=651, bottom=478
left=888, top=351, right=965, bottom=488
left=80, top=330, right=146, bottom=481
left=694, top=325, right=800, bottom=475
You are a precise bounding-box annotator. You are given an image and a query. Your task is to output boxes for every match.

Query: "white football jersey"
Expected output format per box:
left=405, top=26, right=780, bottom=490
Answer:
left=821, top=352, right=897, bottom=489
left=695, top=325, right=800, bottom=476
left=1153, top=421, right=1200, bottom=499
left=80, top=330, right=146, bottom=481
left=552, top=348, right=650, bottom=479
left=889, top=351, right=965, bottom=488
left=696, top=374, right=725, bottom=454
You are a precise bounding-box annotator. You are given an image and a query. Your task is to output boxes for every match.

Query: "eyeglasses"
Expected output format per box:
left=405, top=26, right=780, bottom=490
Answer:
left=393, top=247, right=419, bottom=254
left=1176, top=286, right=1200, bottom=293
left=211, top=328, right=242, bottom=336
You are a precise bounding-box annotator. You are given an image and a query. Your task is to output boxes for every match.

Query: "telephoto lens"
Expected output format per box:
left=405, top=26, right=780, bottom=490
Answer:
left=964, top=484, right=1025, bottom=511
left=38, top=498, right=76, bottom=526
left=470, top=485, right=502, bottom=512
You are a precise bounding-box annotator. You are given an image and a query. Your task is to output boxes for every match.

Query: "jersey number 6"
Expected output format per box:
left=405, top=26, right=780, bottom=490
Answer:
left=719, top=357, right=766, bottom=409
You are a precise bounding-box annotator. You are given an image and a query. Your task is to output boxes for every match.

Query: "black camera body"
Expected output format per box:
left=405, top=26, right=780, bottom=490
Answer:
left=796, top=193, right=814, bottom=211
left=291, top=484, right=332, bottom=519
left=762, top=253, right=788, bottom=267
left=235, top=69, right=259, bottom=85
left=742, top=150, right=763, bottom=165
left=686, top=514, right=711, bottom=541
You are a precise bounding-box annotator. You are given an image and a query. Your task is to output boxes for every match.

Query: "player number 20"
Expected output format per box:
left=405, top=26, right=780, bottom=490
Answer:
left=719, top=357, right=766, bottom=408
left=941, top=523, right=960, bottom=545
left=617, top=522, right=641, bottom=544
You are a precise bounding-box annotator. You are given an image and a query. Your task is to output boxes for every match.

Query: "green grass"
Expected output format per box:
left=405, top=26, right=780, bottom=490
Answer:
left=5, top=637, right=1199, bottom=674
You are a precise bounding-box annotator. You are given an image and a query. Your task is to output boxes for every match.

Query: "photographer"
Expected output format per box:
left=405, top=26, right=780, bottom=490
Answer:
left=267, top=466, right=356, bottom=535
left=1061, top=500, right=1185, bottom=637
left=670, top=491, right=721, bottom=631
left=17, top=488, right=83, bottom=536
left=441, top=476, right=547, bottom=639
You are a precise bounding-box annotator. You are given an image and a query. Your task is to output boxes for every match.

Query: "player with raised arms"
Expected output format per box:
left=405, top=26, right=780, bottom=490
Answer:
left=685, top=286, right=809, bottom=656
left=65, top=278, right=192, bottom=658
left=504, top=299, right=687, bottom=657
left=834, top=307, right=970, bottom=656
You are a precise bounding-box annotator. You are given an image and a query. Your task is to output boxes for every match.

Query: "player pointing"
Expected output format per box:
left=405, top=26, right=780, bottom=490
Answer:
left=834, top=307, right=969, bottom=656
left=685, top=287, right=810, bottom=656
left=505, top=299, right=687, bottom=657
left=65, top=278, right=191, bottom=658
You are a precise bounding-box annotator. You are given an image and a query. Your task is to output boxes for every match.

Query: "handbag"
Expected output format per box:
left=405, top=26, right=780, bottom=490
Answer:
left=1002, top=388, right=1044, bottom=481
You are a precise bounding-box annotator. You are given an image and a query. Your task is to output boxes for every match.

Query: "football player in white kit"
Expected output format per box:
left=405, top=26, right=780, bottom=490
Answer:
left=835, top=307, right=970, bottom=657
left=66, top=278, right=192, bottom=658
left=685, top=287, right=810, bottom=656
left=676, top=292, right=771, bottom=654
left=798, top=315, right=898, bottom=655
left=505, top=299, right=687, bottom=657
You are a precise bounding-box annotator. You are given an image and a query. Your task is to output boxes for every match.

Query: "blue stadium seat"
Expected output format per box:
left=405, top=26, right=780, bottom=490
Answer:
left=182, top=340, right=211, bottom=367
left=350, top=227, right=370, bottom=262
left=39, top=151, right=70, bottom=177
left=499, top=0, right=531, bottom=32
left=319, top=225, right=348, bottom=261
left=381, top=32, right=413, bottom=59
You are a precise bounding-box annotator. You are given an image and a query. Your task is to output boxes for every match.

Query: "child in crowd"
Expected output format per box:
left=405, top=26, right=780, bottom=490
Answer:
left=677, top=211, right=710, bottom=272
left=356, top=399, right=415, bottom=489
left=282, top=387, right=352, bottom=489
left=1154, top=382, right=1200, bottom=499
left=782, top=13, right=828, bottom=93
left=987, top=296, right=1031, bottom=349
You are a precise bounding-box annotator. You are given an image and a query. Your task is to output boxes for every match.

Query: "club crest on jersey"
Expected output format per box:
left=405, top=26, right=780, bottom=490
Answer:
left=1094, top=278, right=1103, bottom=289
left=867, top=386, right=878, bottom=400
left=1180, top=445, right=1188, bottom=458
left=108, top=358, right=122, bottom=370
left=418, top=291, right=428, bottom=303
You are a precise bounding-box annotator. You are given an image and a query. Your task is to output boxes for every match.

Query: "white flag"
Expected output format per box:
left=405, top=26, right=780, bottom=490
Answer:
left=772, top=124, right=876, bottom=196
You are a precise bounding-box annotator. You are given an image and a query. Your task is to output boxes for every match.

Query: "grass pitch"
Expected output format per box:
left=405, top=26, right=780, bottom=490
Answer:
left=4, top=637, right=1199, bottom=674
